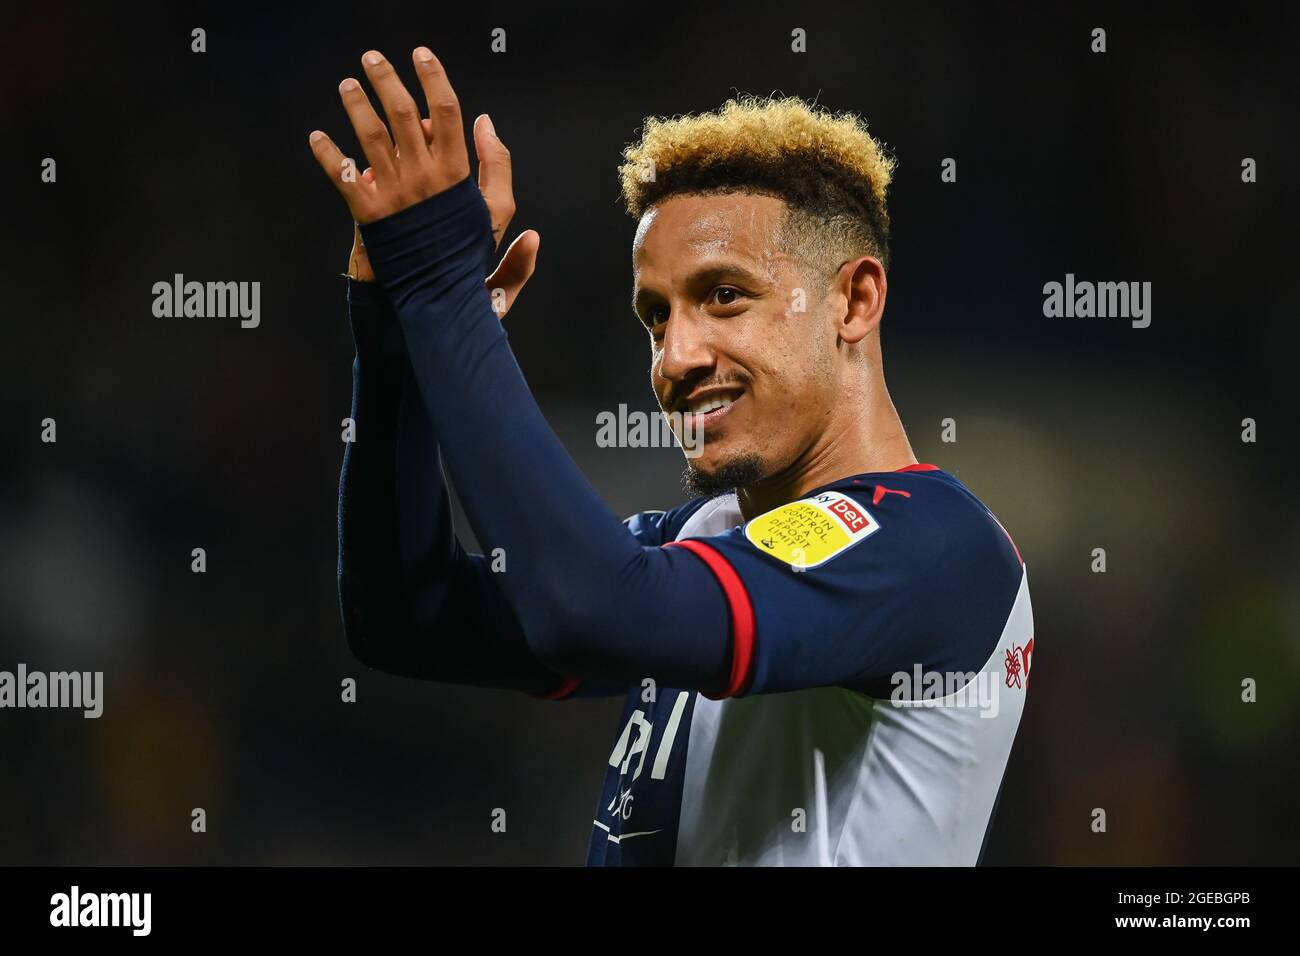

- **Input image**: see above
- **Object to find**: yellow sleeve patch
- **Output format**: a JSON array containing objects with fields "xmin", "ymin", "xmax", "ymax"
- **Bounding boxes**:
[{"xmin": 744, "ymin": 490, "xmax": 881, "ymax": 570}]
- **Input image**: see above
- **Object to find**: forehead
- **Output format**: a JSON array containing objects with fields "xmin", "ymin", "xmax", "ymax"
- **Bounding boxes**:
[{"xmin": 632, "ymin": 192, "xmax": 788, "ymax": 273}]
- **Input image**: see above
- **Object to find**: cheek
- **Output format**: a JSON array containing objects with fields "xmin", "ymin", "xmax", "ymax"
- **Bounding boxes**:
[{"xmin": 745, "ymin": 317, "xmax": 813, "ymax": 395}]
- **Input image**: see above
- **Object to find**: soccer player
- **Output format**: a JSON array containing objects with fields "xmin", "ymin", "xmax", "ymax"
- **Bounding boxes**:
[{"xmin": 311, "ymin": 46, "xmax": 1034, "ymax": 866}]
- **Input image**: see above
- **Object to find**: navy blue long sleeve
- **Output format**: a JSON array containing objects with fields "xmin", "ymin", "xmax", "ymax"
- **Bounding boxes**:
[
  {"xmin": 337, "ymin": 276, "xmax": 576, "ymax": 694},
  {"xmin": 358, "ymin": 178, "xmax": 734, "ymax": 694}
]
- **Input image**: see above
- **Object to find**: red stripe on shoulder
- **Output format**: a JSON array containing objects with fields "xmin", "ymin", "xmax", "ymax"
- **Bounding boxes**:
[
  {"xmin": 532, "ymin": 676, "xmax": 582, "ymax": 701},
  {"xmin": 665, "ymin": 539, "xmax": 756, "ymax": 699}
]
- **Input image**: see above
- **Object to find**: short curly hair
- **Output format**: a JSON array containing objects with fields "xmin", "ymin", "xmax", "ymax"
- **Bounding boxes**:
[{"xmin": 618, "ymin": 94, "xmax": 897, "ymax": 283}]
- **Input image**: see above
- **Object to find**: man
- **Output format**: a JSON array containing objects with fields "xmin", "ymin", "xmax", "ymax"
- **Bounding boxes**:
[{"xmin": 310, "ymin": 46, "xmax": 1034, "ymax": 866}]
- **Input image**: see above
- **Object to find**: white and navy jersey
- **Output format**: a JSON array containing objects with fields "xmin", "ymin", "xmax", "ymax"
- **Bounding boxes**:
[
  {"xmin": 581, "ymin": 465, "xmax": 1033, "ymax": 866},
  {"xmin": 343, "ymin": 188, "xmax": 1033, "ymax": 865}
]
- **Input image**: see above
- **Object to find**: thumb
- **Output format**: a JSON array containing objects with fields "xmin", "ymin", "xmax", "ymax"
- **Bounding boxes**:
[{"xmin": 484, "ymin": 230, "xmax": 539, "ymax": 319}]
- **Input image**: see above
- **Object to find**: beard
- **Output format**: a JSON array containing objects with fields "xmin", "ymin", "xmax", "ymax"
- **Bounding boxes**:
[{"xmin": 681, "ymin": 452, "xmax": 767, "ymax": 499}]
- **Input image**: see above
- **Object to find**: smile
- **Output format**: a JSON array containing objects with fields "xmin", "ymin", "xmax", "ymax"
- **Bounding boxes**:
[{"xmin": 678, "ymin": 389, "xmax": 744, "ymax": 429}]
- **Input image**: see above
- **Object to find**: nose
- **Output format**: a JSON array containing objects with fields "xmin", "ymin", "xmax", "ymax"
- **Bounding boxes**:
[{"xmin": 657, "ymin": 309, "xmax": 715, "ymax": 393}]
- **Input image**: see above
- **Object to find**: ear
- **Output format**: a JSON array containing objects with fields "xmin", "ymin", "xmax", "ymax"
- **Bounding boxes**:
[{"xmin": 835, "ymin": 256, "xmax": 887, "ymax": 345}]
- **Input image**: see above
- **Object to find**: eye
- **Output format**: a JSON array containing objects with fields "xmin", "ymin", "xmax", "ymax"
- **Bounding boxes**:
[
  {"xmin": 710, "ymin": 286, "xmax": 745, "ymax": 308},
  {"xmin": 642, "ymin": 304, "xmax": 668, "ymax": 339}
]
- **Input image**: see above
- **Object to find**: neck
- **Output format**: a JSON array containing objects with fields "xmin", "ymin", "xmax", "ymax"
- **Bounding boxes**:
[{"xmin": 735, "ymin": 370, "xmax": 915, "ymax": 521}]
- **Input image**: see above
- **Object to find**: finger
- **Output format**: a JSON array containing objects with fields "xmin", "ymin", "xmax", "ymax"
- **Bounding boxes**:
[
  {"xmin": 485, "ymin": 230, "xmax": 539, "ymax": 318},
  {"xmin": 362, "ymin": 166, "xmax": 375, "ymax": 184},
  {"xmin": 338, "ymin": 77, "xmax": 397, "ymax": 178},
  {"xmin": 474, "ymin": 114, "xmax": 515, "ymax": 249},
  {"xmin": 360, "ymin": 50, "xmax": 426, "ymax": 162},
  {"xmin": 421, "ymin": 118, "xmax": 435, "ymax": 145},
  {"xmin": 308, "ymin": 129, "xmax": 373, "ymax": 219},
  {"xmin": 413, "ymin": 47, "xmax": 468, "ymax": 168}
]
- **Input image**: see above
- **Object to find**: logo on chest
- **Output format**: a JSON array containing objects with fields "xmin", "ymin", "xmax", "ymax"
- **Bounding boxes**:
[{"xmin": 605, "ymin": 691, "xmax": 691, "ymax": 821}]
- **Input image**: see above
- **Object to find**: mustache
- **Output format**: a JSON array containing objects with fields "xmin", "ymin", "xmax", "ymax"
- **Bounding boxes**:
[{"xmin": 661, "ymin": 372, "xmax": 751, "ymax": 411}]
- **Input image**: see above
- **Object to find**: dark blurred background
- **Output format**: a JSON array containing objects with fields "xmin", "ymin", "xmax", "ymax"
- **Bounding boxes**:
[{"xmin": 2, "ymin": 0, "xmax": 1296, "ymax": 865}]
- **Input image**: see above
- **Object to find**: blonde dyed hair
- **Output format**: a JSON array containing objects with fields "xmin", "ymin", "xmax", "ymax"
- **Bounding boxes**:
[{"xmin": 619, "ymin": 94, "xmax": 897, "ymax": 278}]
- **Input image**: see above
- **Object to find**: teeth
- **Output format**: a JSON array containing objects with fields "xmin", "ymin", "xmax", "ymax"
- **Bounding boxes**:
[{"xmin": 687, "ymin": 395, "xmax": 736, "ymax": 415}]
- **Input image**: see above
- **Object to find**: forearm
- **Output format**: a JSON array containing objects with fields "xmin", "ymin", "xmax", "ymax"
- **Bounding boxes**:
[
  {"xmin": 337, "ymin": 277, "xmax": 439, "ymax": 672},
  {"xmin": 337, "ymin": 279, "xmax": 564, "ymax": 693},
  {"xmin": 360, "ymin": 178, "xmax": 732, "ymax": 692}
]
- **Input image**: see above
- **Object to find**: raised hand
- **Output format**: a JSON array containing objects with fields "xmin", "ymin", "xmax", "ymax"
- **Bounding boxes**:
[{"xmin": 316, "ymin": 48, "xmax": 538, "ymax": 317}]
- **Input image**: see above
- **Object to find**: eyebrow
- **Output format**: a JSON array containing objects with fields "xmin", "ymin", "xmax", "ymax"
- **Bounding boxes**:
[{"xmin": 631, "ymin": 262, "xmax": 766, "ymax": 322}]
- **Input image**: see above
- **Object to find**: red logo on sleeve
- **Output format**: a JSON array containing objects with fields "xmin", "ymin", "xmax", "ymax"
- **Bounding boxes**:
[{"xmin": 871, "ymin": 484, "xmax": 912, "ymax": 506}]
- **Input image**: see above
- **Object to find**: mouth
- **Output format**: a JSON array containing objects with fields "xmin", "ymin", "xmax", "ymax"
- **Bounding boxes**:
[{"xmin": 674, "ymin": 387, "xmax": 745, "ymax": 431}]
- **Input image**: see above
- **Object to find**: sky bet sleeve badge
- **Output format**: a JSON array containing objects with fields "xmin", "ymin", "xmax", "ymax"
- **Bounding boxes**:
[{"xmin": 744, "ymin": 490, "xmax": 881, "ymax": 571}]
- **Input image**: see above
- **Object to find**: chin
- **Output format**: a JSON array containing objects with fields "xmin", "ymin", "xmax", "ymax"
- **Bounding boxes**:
[{"xmin": 681, "ymin": 449, "xmax": 767, "ymax": 498}]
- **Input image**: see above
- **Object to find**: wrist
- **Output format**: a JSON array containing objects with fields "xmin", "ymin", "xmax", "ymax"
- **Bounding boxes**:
[
  {"xmin": 358, "ymin": 176, "xmax": 495, "ymax": 298},
  {"xmin": 348, "ymin": 222, "xmax": 375, "ymax": 282}
]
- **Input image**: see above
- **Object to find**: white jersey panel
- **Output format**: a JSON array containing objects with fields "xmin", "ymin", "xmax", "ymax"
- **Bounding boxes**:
[{"xmin": 670, "ymin": 496, "xmax": 1033, "ymax": 866}]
